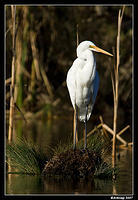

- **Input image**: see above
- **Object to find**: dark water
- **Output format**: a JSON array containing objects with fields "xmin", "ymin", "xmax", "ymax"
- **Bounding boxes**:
[{"xmin": 6, "ymin": 118, "xmax": 133, "ymax": 195}]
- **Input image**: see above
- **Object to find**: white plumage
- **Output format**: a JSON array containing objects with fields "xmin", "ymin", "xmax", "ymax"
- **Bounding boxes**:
[
  {"xmin": 66, "ymin": 40, "xmax": 113, "ymax": 149},
  {"xmin": 66, "ymin": 41, "xmax": 99, "ymax": 122}
]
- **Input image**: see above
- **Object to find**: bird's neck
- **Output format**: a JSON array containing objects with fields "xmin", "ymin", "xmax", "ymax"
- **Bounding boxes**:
[
  {"xmin": 78, "ymin": 49, "xmax": 94, "ymax": 62},
  {"xmin": 78, "ymin": 50, "xmax": 95, "ymax": 70},
  {"xmin": 77, "ymin": 50, "xmax": 96, "ymax": 85}
]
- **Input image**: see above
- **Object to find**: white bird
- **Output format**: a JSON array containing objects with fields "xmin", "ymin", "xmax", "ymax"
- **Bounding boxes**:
[{"xmin": 66, "ymin": 40, "xmax": 113, "ymax": 150}]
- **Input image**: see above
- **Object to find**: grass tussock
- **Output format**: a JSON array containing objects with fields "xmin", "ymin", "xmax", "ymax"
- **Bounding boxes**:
[
  {"xmin": 44, "ymin": 130, "xmax": 116, "ymax": 179},
  {"xmin": 94, "ymin": 162, "xmax": 115, "ymax": 179},
  {"xmin": 6, "ymin": 138, "xmax": 47, "ymax": 175},
  {"xmin": 43, "ymin": 149, "xmax": 98, "ymax": 178},
  {"xmin": 50, "ymin": 136, "xmax": 73, "ymax": 156}
]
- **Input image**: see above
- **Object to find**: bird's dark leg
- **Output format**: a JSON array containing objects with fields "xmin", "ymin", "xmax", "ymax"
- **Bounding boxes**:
[
  {"xmin": 73, "ymin": 106, "xmax": 78, "ymax": 150},
  {"xmin": 84, "ymin": 105, "xmax": 88, "ymax": 149}
]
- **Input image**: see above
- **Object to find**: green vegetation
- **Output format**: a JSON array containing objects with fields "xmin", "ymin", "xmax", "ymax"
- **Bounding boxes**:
[
  {"xmin": 94, "ymin": 162, "xmax": 115, "ymax": 179},
  {"xmin": 6, "ymin": 138, "xmax": 47, "ymax": 175}
]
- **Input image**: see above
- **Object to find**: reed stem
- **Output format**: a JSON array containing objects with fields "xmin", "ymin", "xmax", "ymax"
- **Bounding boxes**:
[
  {"xmin": 112, "ymin": 6, "xmax": 125, "ymax": 169},
  {"xmin": 8, "ymin": 6, "xmax": 16, "ymax": 142}
]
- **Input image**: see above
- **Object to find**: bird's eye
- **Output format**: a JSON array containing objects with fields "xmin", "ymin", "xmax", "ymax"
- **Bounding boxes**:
[{"xmin": 84, "ymin": 58, "xmax": 87, "ymax": 61}]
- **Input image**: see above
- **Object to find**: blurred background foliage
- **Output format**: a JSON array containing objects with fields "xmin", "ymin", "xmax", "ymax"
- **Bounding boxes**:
[{"xmin": 6, "ymin": 5, "xmax": 132, "ymax": 133}]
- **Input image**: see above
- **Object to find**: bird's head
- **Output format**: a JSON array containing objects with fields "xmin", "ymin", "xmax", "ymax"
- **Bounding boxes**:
[{"xmin": 77, "ymin": 41, "xmax": 113, "ymax": 58}]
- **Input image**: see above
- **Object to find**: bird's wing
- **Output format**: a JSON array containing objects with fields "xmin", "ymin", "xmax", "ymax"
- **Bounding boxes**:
[
  {"xmin": 78, "ymin": 70, "xmax": 99, "ymax": 122},
  {"xmin": 66, "ymin": 58, "xmax": 84, "ymax": 109},
  {"xmin": 66, "ymin": 73, "xmax": 76, "ymax": 108},
  {"xmin": 92, "ymin": 70, "xmax": 99, "ymax": 104},
  {"xmin": 66, "ymin": 60, "xmax": 78, "ymax": 108}
]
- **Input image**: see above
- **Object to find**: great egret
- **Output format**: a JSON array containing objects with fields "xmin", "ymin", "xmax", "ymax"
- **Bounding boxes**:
[{"xmin": 66, "ymin": 40, "xmax": 113, "ymax": 150}]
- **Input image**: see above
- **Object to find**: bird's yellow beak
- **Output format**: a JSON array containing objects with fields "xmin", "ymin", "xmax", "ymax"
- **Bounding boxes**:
[{"xmin": 89, "ymin": 45, "xmax": 113, "ymax": 57}]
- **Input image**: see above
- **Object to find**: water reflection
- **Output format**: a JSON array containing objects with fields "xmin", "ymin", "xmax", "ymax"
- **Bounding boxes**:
[
  {"xmin": 115, "ymin": 148, "xmax": 132, "ymax": 194},
  {"xmin": 42, "ymin": 177, "xmax": 95, "ymax": 194},
  {"xmin": 21, "ymin": 118, "xmax": 73, "ymax": 151},
  {"xmin": 7, "ymin": 174, "xmax": 112, "ymax": 194},
  {"xmin": 112, "ymin": 183, "xmax": 117, "ymax": 195},
  {"xmin": 6, "ymin": 174, "xmax": 43, "ymax": 194},
  {"xmin": 12, "ymin": 117, "xmax": 97, "ymax": 150}
]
